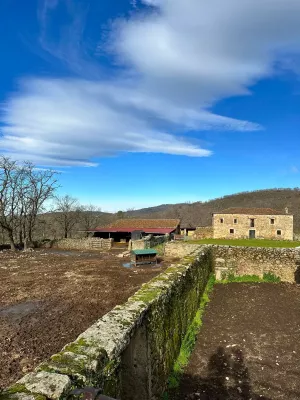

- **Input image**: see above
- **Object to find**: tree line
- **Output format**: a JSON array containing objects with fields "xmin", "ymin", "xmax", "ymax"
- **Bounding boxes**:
[{"xmin": 0, "ymin": 156, "xmax": 105, "ymax": 250}]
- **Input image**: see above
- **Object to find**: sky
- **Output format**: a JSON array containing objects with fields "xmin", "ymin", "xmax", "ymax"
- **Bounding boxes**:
[{"xmin": 0, "ymin": 0, "xmax": 299, "ymax": 211}]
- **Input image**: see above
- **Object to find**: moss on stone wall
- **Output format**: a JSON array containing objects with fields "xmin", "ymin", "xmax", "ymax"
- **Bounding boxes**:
[{"xmin": 3, "ymin": 247, "xmax": 214, "ymax": 400}]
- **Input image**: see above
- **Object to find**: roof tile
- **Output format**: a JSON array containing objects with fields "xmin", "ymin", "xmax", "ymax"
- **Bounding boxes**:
[
  {"xmin": 97, "ymin": 218, "xmax": 180, "ymax": 230},
  {"xmin": 214, "ymin": 207, "xmax": 290, "ymax": 215}
]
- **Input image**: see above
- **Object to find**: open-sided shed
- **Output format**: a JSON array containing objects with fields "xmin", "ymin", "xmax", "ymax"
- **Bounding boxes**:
[{"xmin": 88, "ymin": 219, "xmax": 180, "ymax": 242}]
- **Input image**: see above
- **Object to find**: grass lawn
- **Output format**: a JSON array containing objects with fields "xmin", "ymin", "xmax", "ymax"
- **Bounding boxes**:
[{"xmin": 187, "ymin": 238, "xmax": 300, "ymax": 248}]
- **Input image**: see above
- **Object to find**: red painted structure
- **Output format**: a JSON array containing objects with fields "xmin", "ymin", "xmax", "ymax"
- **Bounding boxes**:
[
  {"xmin": 88, "ymin": 219, "xmax": 180, "ymax": 242},
  {"xmin": 89, "ymin": 227, "xmax": 175, "ymax": 234}
]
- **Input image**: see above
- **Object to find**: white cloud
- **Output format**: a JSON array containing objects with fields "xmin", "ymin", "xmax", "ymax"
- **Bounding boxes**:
[
  {"xmin": 1, "ymin": 79, "xmax": 212, "ymax": 166},
  {"xmin": 140, "ymin": 0, "xmax": 162, "ymax": 6},
  {"xmin": 2, "ymin": 0, "xmax": 300, "ymax": 166}
]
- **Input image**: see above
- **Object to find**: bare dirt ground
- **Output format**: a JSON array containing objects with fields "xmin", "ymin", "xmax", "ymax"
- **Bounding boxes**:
[
  {"xmin": 0, "ymin": 248, "xmax": 169, "ymax": 389},
  {"xmin": 172, "ymin": 283, "xmax": 300, "ymax": 400}
]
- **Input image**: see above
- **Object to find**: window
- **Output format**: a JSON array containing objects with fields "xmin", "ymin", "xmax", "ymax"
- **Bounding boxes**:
[
  {"xmin": 230, "ymin": 228, "xmax": 234, "ymax": 234},
  {"xmin": 250, "ymin": 218, "xmax": 255, "ymax": 228},
  {"xmin": 220, "ymin": 218, "xmax": 224, "ymax": 223},
  {"xmin": 234, "ymin": 218, "xmax": 238, "ymax": 224},
  {"xmin": 270, "ymin": 218, "xmax": 275, "ymax": 225},
  {"xmin": 277, "ymin": 230, "xmax": 282, "ymax": 236}
]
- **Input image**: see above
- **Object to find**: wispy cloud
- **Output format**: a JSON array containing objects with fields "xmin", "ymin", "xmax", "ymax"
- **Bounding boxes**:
[
  {"xmin": 291, "ymin": 166, "xmax": 299, "ymax": 174},
  {"xmin": 2, "ymin": 0, "xmax": 300, "ymax": 166}
]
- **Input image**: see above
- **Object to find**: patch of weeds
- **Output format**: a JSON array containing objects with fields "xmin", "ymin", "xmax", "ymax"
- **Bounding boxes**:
[
  {"xmin": 165, "ymin": 274, "xmax": 215, "ymax": 394},
  {"xmin": 218, "ymin": 272, "xmax": 280, "ymax": 283},
  {"xmin": 262, "ymin": 272, "xmax": 281, "ymax": 282},
  {"xmin": 153, "ymin": 243, "xmax": 165, "ymax": 256},
  {"xmin": 221, "ymin": 273, "xmax": 262, "ymax": 283}
]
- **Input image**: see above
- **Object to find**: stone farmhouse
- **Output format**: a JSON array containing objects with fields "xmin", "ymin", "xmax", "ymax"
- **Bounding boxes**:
[
  {"xmin": 88, "ymin": 218, "xmax": 181, "ymax": 243},
  {"xmin": 213, "ymin": 207, "xmax": 293, "ymax": 240}
]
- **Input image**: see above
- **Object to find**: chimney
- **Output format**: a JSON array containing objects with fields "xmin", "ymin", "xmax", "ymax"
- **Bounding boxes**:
[{"xmin": 285, "ymin": 207, "xmax": 289, "ymax": 214}]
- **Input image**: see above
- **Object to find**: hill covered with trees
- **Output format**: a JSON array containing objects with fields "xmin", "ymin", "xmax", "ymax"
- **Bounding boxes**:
[{"xmin": 129, "ymin": 188, "xmax": 300, "ymax": 232}]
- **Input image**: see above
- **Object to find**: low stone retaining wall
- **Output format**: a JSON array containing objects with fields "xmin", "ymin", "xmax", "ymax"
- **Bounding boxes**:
[
  {"xmin": 50, "ymin": 238, "xmax": 114, "ymax": 251},
  {"xmin": 129, "ymin": 234, "xmax": 169, "ymax": 251},
  {"xmin": 3, "ymin": 250, "xmax": 213, "ymax": 400},
  {"xmin": 214, "ymin": 245, "xmax": 300, "ymax": 282},
  {"xmin": 164, "ymin": 242, "xmax": 300, "ymax": 282},
  {"xmin": 164, "ymin": 242, "xmax": 202, "ymax": 258}
]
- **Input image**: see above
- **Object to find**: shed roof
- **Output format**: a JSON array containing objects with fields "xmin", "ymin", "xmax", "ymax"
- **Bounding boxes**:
[
  {"xmin": 214, "ymin": 207, "xmax": 290, "ymax": 215},
  {"xmin": 90, "ymin": 218, "xmax": 180, "ymax": 233},
  {"xmin": 131, "ymin": 249, "xmax": 158, "ymax": 255}
]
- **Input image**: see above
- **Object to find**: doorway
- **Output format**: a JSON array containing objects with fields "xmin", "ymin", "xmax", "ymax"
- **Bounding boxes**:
[{"xmin": 249, "ymin": 230, "xmax": 255, "ymax": 239}]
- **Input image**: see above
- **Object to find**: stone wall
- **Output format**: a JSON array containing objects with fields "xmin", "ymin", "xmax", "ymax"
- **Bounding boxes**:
[
  {"xmin": 213, "ymin": 245, "xmax": 300, "ymax": 282},
  {"xmin": 294, "ymin": 233, "xmax": 300, "ymax": 241},
  {"xmin": 164, "ymin": 242, "xmax": 202, "ymax": 258},
  {"xmin": 164, "ymin": 242, "xmax": 300, "ymax": 283},
  {"xmin": 129, "ymin": 234, "xmax": 169, "ymax": 251},
  {"xmin": 193, "ymin": 226, "xmax": 213, "ymax": 239},
  {"xmin": 3, "ymin": 250, "xmax": 213, "ymax": 400},
  {"xmin": 213, "ymin": 213, "xmax": 294, "ymax": 241},
  {"xmin": 51, "ymin": 238, "xmax": 114, "ymax": 251}
]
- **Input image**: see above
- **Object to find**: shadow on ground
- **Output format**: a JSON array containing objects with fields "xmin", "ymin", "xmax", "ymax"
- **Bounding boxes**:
[{"xmin": 171, "ymin": 346, "xmax": 272, "ymax": 400}]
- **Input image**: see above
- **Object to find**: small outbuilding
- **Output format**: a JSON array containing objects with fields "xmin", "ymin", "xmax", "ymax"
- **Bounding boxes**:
[
  {"xmin": 180, "ymin": 223, "xmax": 197, "ymax": 237},
  {"xmin": 131, "ymin": 249, "xmax": 158, "ymax": 266}
]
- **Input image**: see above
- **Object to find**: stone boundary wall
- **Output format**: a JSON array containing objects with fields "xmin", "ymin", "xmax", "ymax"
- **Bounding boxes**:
[
  {"xmin": 129, "ymin": 234, "xmax": 170, "ymax": 251},
  {"xmin": 164, "ymin": 242, "xmax": 300, "ymax": 283},
  {"xmin": 193, "ymin": 226, "xmax": 213, "ymax": 240},
  {"xmin": 294, "ymin": 233, "xmax": 300, "ymax": 241},
  {"xmin": 164, "ymin": 242, "xmax": 202, "ymax": 258},
  {"xmin": 49, "ymin": 238, "xmax": 114, "ymax": 251},
  {"xmin": 3, "ymin": 250, "xmax": 213, "ymax": 400},
  {"xmin": 213, "ymin": 245, "xmax": 300, "ymax": 282}
]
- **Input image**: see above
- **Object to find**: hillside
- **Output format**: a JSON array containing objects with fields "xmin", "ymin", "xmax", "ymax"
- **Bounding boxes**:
[
  {"xmin": 28, "ymin": 188, "xmax": 300, "ymax": 241},
  {"xmin": 128, "ymin": 188, "xmax": 300, "ymax": 231}
]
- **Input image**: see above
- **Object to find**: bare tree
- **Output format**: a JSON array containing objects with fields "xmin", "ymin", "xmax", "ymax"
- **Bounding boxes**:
[
  {"xmin": 80, "ymin": 204, "xmax": 102, "ymax": 236},
  {"xmin": 0, "ymin": 157, "xmax": 22, "ymax": 249},
  {"xmin": 0, "ymin": 157, "xmax": 59, "ymax": 250},
  {"xmin": 19, "ymin": 163, "xmax": 59, "ymax": 249},
  {"xmin": 53, "ymin": 195, "xmax": 81, "ymax": 238}
]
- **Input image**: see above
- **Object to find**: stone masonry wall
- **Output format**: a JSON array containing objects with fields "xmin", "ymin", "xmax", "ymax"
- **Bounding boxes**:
[
  {"xmin": 213, "ymin": 213, "xmax": 293, "ymax": 240},
  {"xmin": 164, "ymin": 242, "xmax": 300, "ymax": 283},
  {"xmin": 213, "ymin": 245, "xmax": 300, "ymax": 282},
  {"xmin": 3, "ymin": 249, "xmax": 213, "ymax": 400},
  {"xmin": 129, "ymin": 234, "xmax": 169, "ymax": 251},
  {"xmin": 51, "ymin": 238, "xmax": 114, "ymax": 251},
  {"xmin": 193, "ymin": 226, "xmax": 213, "ymax": 239},
  {"xmin": 164, "ymin": 242, "xmax": 202, "ymax": 258},
  {"xmin": 294, "ymin": 233, "xmax": 300, "ymax": 241}
]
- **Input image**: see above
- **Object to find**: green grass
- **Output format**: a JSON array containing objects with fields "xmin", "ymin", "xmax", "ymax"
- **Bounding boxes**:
[
  {"xmin": 218, "ymin": 272, "xmax": 281, "ymax": 283},
  {"xmin": 187, "ymin": 238, "xmax": 300, "ymax": 248},
  {"xmin": 166, "ymin": 274, "xmax": 215, "ymax": 395}
]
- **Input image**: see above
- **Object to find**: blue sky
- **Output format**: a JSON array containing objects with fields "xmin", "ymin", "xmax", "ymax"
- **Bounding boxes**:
[{"xmin": 0, "ymin": 0, "xmax": 299, "ymax": 211}]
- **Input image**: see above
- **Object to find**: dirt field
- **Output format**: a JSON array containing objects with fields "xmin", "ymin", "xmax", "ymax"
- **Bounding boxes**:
[
  {"xmin": 172, "ymin": 283, "xmax": 300, "ymax": 400},
  {"xmin": 0, "ymin": 248, "xmax": 168, "ymax": 389}
]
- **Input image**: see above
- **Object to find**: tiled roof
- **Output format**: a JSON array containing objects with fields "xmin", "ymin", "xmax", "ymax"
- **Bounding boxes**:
[
  {"xmin": 214, "ymin": 207, "xmax": 289, "ymax": 215},
  {"xmin": 99, "ymin": 218, "xmax": 180, "ymax": 230}
]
